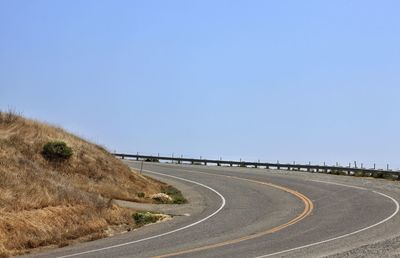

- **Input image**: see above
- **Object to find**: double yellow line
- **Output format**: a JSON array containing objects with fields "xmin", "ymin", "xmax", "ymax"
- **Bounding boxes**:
[{"xmin": 153, "ymin": 172, "xmax": 314, "ymax": 258}]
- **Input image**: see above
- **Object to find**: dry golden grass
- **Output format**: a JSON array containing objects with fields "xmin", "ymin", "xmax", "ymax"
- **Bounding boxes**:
[{"xmin": 0, "ymin": 111, "xmax": 164, "ymax": 256}]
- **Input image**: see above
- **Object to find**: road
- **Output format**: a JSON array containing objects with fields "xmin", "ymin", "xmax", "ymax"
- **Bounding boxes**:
[{"xmin": 24, "ymin": 161, "xmax": 400, "ymax": 258}]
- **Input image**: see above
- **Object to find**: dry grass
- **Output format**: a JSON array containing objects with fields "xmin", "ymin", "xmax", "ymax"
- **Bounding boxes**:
[{"xmin": 0, "ymin": 111, "xmax": 164, "ymax": 256}]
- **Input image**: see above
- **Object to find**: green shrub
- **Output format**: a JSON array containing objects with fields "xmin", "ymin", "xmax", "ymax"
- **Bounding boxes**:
[
  {"xmin": 145, "ymin": 158, "xmax": 159, "ymax": 162},
  {"xmin": 372, "ymin": 172, "xmax": 384, "ymax": 178},
  {"xmin": 161, "ymin": 185, "xmax": 179, "ymax": 196},
  {"xmin": 42, "ymin": 141, "xmax": 73, "ymax": 161},
  {"xmin": 371, "ymin": 172, "xmax": 393, "ymax": 179},
  {"xmin": 137, "ymin": 192, "xmax": 145, "ymax": 198},
  {"xmin": 354, "ymin": 171, "xmax": 366, "ymax": 177},
  {"xmin": 172, "ymin": 196, "xmax": 187, "ymax": 204},
  {"xmin": 161, "ymin": 185, "xmax": 187, "ymax": 204},
  {"xmin": 133, "ymin": 212, "xmax": 160, "ymax": 225},
  {"xmin": 331, "ymin": 169, "xmax": 347, "ymax": 176}
]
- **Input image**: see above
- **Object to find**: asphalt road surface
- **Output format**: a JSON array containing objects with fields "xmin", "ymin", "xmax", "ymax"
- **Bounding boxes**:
[{"xmin": 23, "ymin": 161, "xmax": 400, "ymax": 258}]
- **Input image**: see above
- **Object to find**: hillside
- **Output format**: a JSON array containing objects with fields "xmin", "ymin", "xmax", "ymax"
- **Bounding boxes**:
[{"xmin": 0, "ymin": 111, "xmax": 164, "ymax": 257}]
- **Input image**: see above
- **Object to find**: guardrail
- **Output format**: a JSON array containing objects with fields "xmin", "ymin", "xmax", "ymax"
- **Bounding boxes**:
[{"xmin": 114, "ymin": 153, "xmax": 400, "ymax": 180}]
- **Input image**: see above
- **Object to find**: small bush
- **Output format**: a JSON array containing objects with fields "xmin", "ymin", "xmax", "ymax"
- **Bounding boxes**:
[
  {"xmin": 145, "ymin": 158, "xmax": 159, "ymax": 162},
  {"xmin": 137, "ymin": 192, "xmax": 145, "ymax": 198},
  {"xmin": 172, "ymin": 196, "xmax": 187, "ymax": 204},
  {"xmin": 133, "ymin": 212, "xmax": 160, "ymax": 225},
  {"xmin": 42, "ymin": 141, "xmax": 73, "ymax": 161},
  {"xmin": 239, "ymin": 163, "xmax": 246, "ymax": 168},
  {"xmin": 161, "ymin": 185, "xmax": 187, "ymax": 204},
  {"xmin": 161, "ymin": 185, "xmax": 179, "ymax": 196},
  {"xmin": 331, "ymin": 170, "xmax": 347, "ymax": 176},
  {"xmin": 354, "ymin": 171, "xmax": 366, "ymax": 177},
  {"xmin": 372, "ymin": 172, "xmax": 384, "ymax": 178}
]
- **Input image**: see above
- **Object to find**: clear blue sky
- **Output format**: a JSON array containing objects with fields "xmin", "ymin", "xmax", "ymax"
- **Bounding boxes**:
[{"xmin": 1, "ymin": 1, "xmax": 399, "ymax": 169}]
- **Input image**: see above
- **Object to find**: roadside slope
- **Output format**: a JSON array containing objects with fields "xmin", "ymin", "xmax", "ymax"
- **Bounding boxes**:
[{"xmin": 0, "ymin": 111, "xmax": 163, "ymax": 257}]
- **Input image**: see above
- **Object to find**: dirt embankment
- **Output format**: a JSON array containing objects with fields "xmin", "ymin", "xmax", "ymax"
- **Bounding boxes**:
[{"xmin": 0, "ymin": 111, "xmax": 164, "ymax": 257}]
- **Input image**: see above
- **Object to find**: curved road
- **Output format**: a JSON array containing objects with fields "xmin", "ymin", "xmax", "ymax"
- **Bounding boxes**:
[{"xmin": 24, "ymin": 162, "xmax": 400, "ymax": 258}]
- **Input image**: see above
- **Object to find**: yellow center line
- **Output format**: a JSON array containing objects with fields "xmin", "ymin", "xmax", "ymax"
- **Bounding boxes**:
[{"xmin": 151, "ymin": 171, "xmax": 314, "ymax": 258}]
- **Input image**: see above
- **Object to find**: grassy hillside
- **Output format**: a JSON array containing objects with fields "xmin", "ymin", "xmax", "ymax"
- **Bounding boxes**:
[{"xmin": 0, "ymin": 111, "xmax": 164, "ymax": 257}]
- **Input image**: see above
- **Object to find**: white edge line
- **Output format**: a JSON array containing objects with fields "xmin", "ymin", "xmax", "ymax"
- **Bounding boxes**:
[
  {"xmin": 309, "ymin": 179, "xmax": 368, "ymax": 190},
  {"xmin": 57, "ymin": 169, "xmax": 226, "ymax": 258},
  {"xmin": 255, "ymin": 182, "xmax": 400, "ymax": 258}
]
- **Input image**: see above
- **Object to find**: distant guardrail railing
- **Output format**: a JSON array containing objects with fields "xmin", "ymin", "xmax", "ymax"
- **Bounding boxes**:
[{"xmin": 114, "ymin": 153, "xmax": 400, "ymax": 180}]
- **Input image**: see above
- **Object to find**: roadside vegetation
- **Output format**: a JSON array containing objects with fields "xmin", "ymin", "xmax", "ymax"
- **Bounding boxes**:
[
  {"xmin": 41, "ymin": 141, "xmax": 73, "ymax": 161},
  {"xmin": 330, "ymin": 169, "xmax": 348, "ymax": 176},
  {"xmin": 145, "ymin": 157, "xmax": 159, "ymax": 162},
  {"xmin": 132, "ymin": 211, "xmax": 167, "ymax": 225},
  {"xmin": 330, "ymin": 169, "xmax": 398, "ymax": 180},
  {"xmin": 160, "ymin": 185, "xmax": 187, "ymax": 204},
  {"xmin": 0, "ymin": 110, "xmax": 184, "ymax": 257}
]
